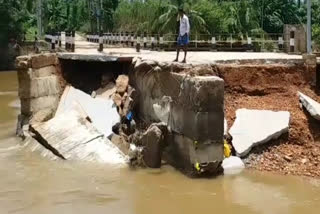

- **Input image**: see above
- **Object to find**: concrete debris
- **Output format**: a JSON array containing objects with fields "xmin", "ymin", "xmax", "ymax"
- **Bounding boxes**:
[
  {"xmin": 56, "ymin": 86, "xmax": 120, "ymax": 138},
  {"xmin": 153, "ymin": 96, "xmax": 172, "ymax": 125},
  {"xmin": 30, "ymin": 108, "xmax": 127, "ymax": 163},
  {"xmin": 141, "ymin": 123, "xmax": 167, "ymax": 168},
  {"xmin": 116, "ymin": 75, "xmax": 129, "ymax": 94},
  {"xmin": 123, "ymin": 96, "xmax": 133, "ymax": 117},
  {"xmin": 298, "ymin": 91, "xmax": 320, "ymax": 120},
  {"xmin": 112, "ymin": 79, "xmax": 137, "ymax": 118},
  {"xmin": 112, "ymin": 93, "xmax": 122, "ymax": 107},
  {"xmin": 128, "ymin": 143, "xmax": 144, "ymax": 166},
  {"xmin": 229, "ymin": 109, "xmax": 290, "ymax": 157},
  {"xmin": 96, "ymin": 82, "xmax": 116, "ymax": 99},
  {"xmin": 222, "ymin": 156, "xmax": 245, "ymax": 174}
]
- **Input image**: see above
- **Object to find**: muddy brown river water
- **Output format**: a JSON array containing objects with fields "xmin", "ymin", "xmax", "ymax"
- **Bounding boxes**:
[{"xmin": 1, "ymin": 71, "xmax": 320, "ymax": 214}]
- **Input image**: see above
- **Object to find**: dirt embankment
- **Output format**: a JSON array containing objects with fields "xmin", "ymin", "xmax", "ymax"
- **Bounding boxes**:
[
  {"xmin": 176, "ymin": 62, "xmax": 320, "ymax": 177},
  {"xmin": 219, "ymin": 63, "xmax": 320, "ymax": 178}
]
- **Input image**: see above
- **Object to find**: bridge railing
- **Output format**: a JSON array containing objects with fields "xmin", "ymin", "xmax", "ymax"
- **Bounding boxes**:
[
  {"xmin": 86, "ymin": 32, "xmax": 289, "ymax": 52},
  {"xmin": 44, "ymin": 31, "xmax": 75, "ymax": 52}
]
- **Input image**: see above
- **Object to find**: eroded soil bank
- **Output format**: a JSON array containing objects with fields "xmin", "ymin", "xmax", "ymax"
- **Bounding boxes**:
[
  {"xmin": 220, "ymin": 61, "xmax": 320, "ymax": 177},
  {"xmin": 173, "ymin": 59, "xmax": 320, "ymax": 177}
]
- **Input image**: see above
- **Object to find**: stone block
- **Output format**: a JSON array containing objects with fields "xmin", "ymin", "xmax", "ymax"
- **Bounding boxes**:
[
  {"xmin": 174, "ymin": 74, "xmax": 225, "ymax": 112},
  {"xmin": 33, "ymin": 66, "xmax": 56, "ymax": 78},
  {"xmin": 20, "ymin": 95, "xmax": 60, "ymax": 116},
  {"xmin": 19, "ymin": 76, "xmax": 61, "ymax": 99},
  {"xmin": 31, "ymin": 53, "xmax": 57, "ymax": 69},
  {"xmin": 169, "ymin": 106, "xmax": 224, "ymax": 142},
  {"xmin": 141, "ymin": 125, "xmax": 164, "ymax": 168},
  {"xmin": 165, "ymin": 133, "xmax": 223, "ymax": 175}
]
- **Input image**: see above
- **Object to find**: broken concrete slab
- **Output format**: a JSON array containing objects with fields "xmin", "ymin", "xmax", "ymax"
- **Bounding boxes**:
[
  {"xmin": 229, "ymin": 109, "xmax": 290, "ymax": 157},
  {"xmin": 30, "ymin": 108, "xmax": 127, "ymax": 163},
  {"xmin": 222, "ymin": 156, "xmax": 245, "ymax": 174},
  {"xmin": 56, "ymin": 86, "xmax": 120, "ymax": 138},
  {"xmin": 298, "ymin": 92, "xmax": 320, "ymax": 120}
]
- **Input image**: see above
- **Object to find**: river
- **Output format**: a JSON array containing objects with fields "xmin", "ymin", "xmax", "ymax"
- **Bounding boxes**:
[{"xmin": 0, "ymin": 71, "xmax": 320, "ymax": 214}]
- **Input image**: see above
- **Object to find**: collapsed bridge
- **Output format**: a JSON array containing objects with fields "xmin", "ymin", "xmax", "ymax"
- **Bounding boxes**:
[{"xmin": 15, "ymin": 51, "xmax": 320, "ymax": 177}]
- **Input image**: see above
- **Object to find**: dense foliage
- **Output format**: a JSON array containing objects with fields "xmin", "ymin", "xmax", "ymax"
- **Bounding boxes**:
[{"xmin": 1, "ymin": 0, "xmax": 320, "ymax": 46}]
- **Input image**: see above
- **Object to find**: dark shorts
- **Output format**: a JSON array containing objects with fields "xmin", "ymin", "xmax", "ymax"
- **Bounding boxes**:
[{"xmin": 177, "ymin": 34, "xmax": 189, "ymax": 46}]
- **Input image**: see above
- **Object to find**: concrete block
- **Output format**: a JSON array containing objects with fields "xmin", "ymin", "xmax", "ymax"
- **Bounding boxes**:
[
  {"xmin": 20, "ymin": 95, "xmax": 60, "ymax": 116},
  {"xmin": 141, "ymin": 125, "xmax": 164, "ymax": 168},
  {"xmin": 31, "ymin": 53, "xmax": 57, "ymax": 69},
  {"xmin": 33, "ymin": 66, "xmax": 56, "ymax": 78},
  {"xmin": 229, "ymin": 109, "xmax": 290, "ymax": 157},
  {"xmin": 19, "ymin": 76, "xmax": 61, "ymax": 99},
  {"xmin": 169, "ymin": 106, "xmax": 224, "ymax": 142},
  {"xmin": 298, "ymin": 91, "xmax": 320, "ymax": 120},
  {"xmin": 175, "ymin": 75, "xmax": 225, "ymax": 112},
  {"xmin": 165, "ymin": 133, "xmax": 223, "ymax": 175}
]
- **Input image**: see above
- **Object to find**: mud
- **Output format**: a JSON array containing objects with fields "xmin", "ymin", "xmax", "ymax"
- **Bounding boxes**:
[{"xmin": 219, "ymin": 62, "xmax": 320, "ymax": 178}]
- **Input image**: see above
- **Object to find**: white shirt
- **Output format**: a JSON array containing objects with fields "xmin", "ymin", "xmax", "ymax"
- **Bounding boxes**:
[{"xmin": 179, "ymin": 14, "xmax": 190, "ymax": 36}]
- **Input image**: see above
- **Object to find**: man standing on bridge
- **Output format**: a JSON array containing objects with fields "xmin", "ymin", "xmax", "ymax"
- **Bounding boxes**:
[{"xmin": 174, "ymin": 8, "xmax": 190, "ymax": 63}]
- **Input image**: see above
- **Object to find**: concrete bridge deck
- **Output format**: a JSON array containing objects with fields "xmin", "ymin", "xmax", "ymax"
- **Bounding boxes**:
[{"xmin": 59, "ymin": 38, "xmax": 303, "ymax": 65}]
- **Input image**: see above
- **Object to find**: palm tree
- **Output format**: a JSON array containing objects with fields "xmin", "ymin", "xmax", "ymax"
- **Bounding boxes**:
[{"xmin": 156, "ymin": 0, "xmax": 207, "ymax": 34}]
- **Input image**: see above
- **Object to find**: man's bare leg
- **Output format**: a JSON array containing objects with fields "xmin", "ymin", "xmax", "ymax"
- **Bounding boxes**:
[
  {"xmin": 174, "ymin": 47, "xmax": 180, "ymax": 62},
  {"xmin": 181, "ymin": 45, "xmax": 187, "ymax": 63}
]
